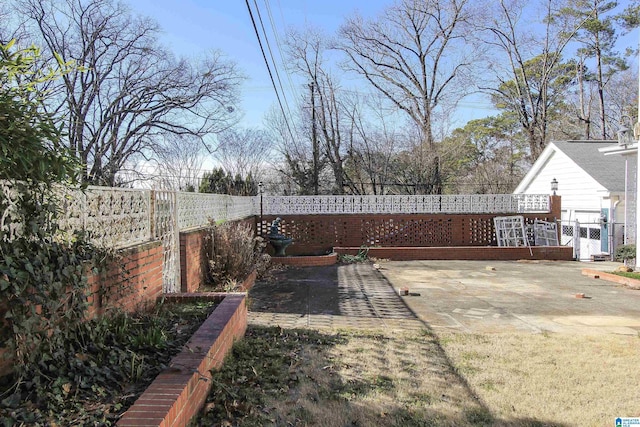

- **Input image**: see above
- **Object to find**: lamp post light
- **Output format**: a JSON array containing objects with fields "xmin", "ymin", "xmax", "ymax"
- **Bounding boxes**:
[
  {"xmin": 550, "ymin": 178, "xmax": 558, "ymax": 196},
  {"xmin": 258, "ymin": 181, "xmax": 264, "ymax": 235}
]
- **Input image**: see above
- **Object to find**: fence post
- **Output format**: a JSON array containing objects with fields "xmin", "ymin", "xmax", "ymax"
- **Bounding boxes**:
[
  {"xmin": 549, "ymin": 195, "xmax": 561, "ymax": 218},
  {"xmin": 573, "ymin": 219, "xmax": 580, "ymax": 260},
  {"xmin": 149, "ymin": 190, "xmax": 155, "ymax": 240},
  {"xmin": 173, "ymin": 190, "xmax": 180, "ymax": 292}
]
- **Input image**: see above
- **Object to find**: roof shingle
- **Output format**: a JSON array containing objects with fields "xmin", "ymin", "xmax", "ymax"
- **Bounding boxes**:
[{"xmin": 553, "ymin": 140, "xmax": 627, "ymax": 192}]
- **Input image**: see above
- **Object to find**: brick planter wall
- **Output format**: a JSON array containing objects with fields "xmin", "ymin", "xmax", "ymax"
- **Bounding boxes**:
[
  {"xmin": 117, "ymin": 293, "xmax": 247, "ymax": 427},
  {"xmin": 86, "ymin": 241, "xmax": 164, "ymax": 317},
  {"xmin": 180, "ymin": 218, "xmax": 257, "ymax": 293},
  {"xmin": 237, "ymin": 269, "xmax": 258, "ymax": 291},
  {"xmin": 271, "ymin": 252, "xmax": 339, "ymax": 267},
  {"xmin": 180, "ymin": 228, "xmax": 209, "ymax": 293},
  {"xmin": 582, "ymin": 269, "xmax": 640, "ymax": 289},
  {"xmin": 335, "ymin": 246, "xmax": 573, "ymax": 261}
]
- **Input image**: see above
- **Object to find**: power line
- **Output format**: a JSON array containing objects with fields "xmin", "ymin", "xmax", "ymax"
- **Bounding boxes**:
[
  {"xmin": 252, "ymin": 0, "xmax": 295, "ymax": 120},
  {"xmin": 245, "ymin": 0, "xmax": 296, "ymax": 143},
  {"xmin": 264, "ymin": 0, "xmax": 302, "ymax": 105}
]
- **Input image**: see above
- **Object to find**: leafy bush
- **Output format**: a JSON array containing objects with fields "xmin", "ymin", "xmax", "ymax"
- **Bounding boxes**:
[
  {"xmin": 0, "ymin": 301, "xmax": 216, "ymax": 425},
  {"xmin": 0, "ymin": 40, "xmax": 108, "ymax": 387},
  {"xmin": 205, "ymin": 221, "xmax": 268, "ymax": 291},
  {"xmin": 615, "ymin": 244, "xmax": 636, "ymax": 262}
]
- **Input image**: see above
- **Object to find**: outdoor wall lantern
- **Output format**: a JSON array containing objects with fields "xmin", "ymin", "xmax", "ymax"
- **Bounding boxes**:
[
  {"xmin": 618, "ymin": 125, "xmax": 634, "ymax": 146},
  {"xmin": 618, "ymin": 115, "xmax": 636, "ymax": 146},
  {"xmin": 550, "ymin": 178, "xmax": 558, "ymax": 196}
]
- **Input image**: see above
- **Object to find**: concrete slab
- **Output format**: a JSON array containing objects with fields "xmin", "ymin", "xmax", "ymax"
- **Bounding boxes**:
[
  {"xmin": 249, "ymin": 260, "xmax": 640, "ymax": 335},
  {"xmin": 378, "ymin": 260, "xmax": 640, "ymax": 335},
  {"xmin": 248, "ymin": 263, "xmax": 424, "ymax": 330}
]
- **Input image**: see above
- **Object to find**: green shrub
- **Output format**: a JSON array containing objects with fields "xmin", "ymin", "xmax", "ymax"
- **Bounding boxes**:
[{"xmin": 615, "ymin": 244, "xmax": 636, "ymax": 262}]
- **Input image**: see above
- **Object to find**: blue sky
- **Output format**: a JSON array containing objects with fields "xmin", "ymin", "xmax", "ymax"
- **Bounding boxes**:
[
  {"xmin": 128, "ymin": 0, "xmax": 396, "ymax": 129},
  {"xmin": 128, "ymin": 1, "xmax": 638, "ymax": 133}
]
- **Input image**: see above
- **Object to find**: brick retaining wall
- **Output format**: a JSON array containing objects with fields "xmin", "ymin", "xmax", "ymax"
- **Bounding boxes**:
[
  {"xmin": 0, "ymin": 241, "xmax": 165, "ymax": 376},
  {"xmin": 257, "ymin": 196, "xmax": 561, "ymax": 256},
  {"xmin": 86, "ymin": 241, "xmax": 164, "ymax": 317},
  {"xmin": 259, "ymin": 214, "xmax": 561, "ymax": 256},
  {"xmin": 117, "ymin": 293, "xmax": 247, "ymax": 427},
  {"xmin": 180, "ymin": 229, "xmax": 209, "ymax": 293},
  {"xmin": 335, "ymin": 246, "xmax": 573, "ymax": 261}
]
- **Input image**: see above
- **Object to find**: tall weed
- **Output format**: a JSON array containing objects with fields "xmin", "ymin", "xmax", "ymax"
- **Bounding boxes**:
[{"xmin": 205, "ymin": 221, "xmax": 268, "ymax": 291}]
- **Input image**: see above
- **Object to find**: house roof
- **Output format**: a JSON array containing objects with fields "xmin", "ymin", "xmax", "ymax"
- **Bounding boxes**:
[
  {"xmin": 514, "ymin": 140, "xmax": 628, "ymax": 195},
  {"xmin": 552, "ymin": 141, "xmax": 626, "ymax": 192}
]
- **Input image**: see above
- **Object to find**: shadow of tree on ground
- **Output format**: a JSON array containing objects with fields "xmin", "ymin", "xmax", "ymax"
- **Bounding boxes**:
[{"xmin": 195, "ymin": 325, "xmax": 569, "ymax": 426}]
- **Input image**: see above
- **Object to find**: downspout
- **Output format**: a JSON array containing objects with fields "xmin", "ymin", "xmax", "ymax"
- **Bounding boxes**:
[{"xmin": 611, "ymin": 198, "xmax": 621, "ymax": 261}]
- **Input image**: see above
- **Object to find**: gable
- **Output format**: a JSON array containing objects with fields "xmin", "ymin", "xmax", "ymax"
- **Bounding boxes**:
[
  {"xmin": 516, "ymin": 148, "xmax": 603, "ymax": 195},
  {"xmin": 515, "ymin": 141, "xmax": 626, "ymax": 195},
  {"xmin": 552, "ymin": 141, "xmax": 626, "ymax": 191}
]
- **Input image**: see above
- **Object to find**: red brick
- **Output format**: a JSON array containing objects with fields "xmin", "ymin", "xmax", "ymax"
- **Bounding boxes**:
[{"xmin": 117, "ymin": 294, "xmax": 246, "ymax": 427}]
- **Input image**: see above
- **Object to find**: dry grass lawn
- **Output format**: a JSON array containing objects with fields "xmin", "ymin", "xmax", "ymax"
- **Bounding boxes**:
[
  {"xmin": 438, "ymin": 332, "xmax": 640, "ymax": 426},
  {"xmin": 266, "ymin": 329, "xmax": 491, "ymax": 427},
  {"xmin": 197, "ymin": 326, "xmax": 640, "ymax": 426}
]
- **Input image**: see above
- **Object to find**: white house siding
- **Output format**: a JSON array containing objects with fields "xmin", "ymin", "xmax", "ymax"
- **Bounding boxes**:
[
  {"xmin": 518, "ymin": 149, "xmax": 608, "ymax": 214},
  {"xmin": 515, "ymin": 142, "xmax": 625, "ymax": 260}
]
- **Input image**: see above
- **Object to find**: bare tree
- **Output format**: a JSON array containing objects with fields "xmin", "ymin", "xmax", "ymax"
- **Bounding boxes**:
[
  {"xmin": 16, "ymin": 0, "xmax": 242, "ymax": 186},
  {"xmin": 561, "ymin": 0, "xmax": 628, "ymax": 139},
  {"xmin": 149, "ymin": 135, "xmax": 205, "ymax": 191},
  {"xmin": 265, "ymin": 104, "xmax": 330, "ymax": 195},
  {"xmin": 604, "ymin": 68, "xmax": 639, "ymax": 130},
  {"xmin": 214, "ymin": 127, "xmax": 273, "ymax": 182},
  {"xmin": 343, "ymin": 92, "xmax": 404, "ymax": 195},
  {"xmin": 283, "ymin": 27, "xmax": 351, "ymax": 194},
  {"xmin": 337, "ymin": 0, "xmax": 479, "ymax": 194},
  {"xmin": 479, "ymin": 0, "xmax": 584, "ymax": 158}
]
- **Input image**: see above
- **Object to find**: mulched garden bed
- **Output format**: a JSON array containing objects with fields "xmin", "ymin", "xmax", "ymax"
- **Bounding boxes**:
[{"xmin": 0, "ymin": 300, "xmax": 217, "ymax": 426}]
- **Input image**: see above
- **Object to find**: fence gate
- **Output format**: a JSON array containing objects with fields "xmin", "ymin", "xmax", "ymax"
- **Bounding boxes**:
[
  {"xmin": 560, "ymin": 220, "xmax": 619, "ymax": 261},
  {"xmin": 153, "ymin": 190, "xmax": 180, "ymax": 293}
]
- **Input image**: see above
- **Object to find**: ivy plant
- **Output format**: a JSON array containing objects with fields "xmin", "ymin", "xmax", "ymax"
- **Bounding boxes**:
[{"xmin": 0, "ymin": 40, "xmax": 111, "ymax": 407}]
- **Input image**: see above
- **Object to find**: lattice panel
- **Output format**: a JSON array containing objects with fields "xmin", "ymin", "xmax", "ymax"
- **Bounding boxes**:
[
  {"xmin": 494, "ymin": 216, "xmax": 529, "ymax": 247},
  {"xmin": 0, "ymin": 181, "xmax": 22, "ymax": 240},
  {"xmin": 533, "ymin": 219, "xmax": 559, "ymax": 246},
  {"xmin": 154, "ymin": 190, "xmax": 180, "ymax": 293},
  {"xmin": 361, "ymin": 218, "xmax": 453, "ymax": 247},
  {"xmin": 58, "ymin": 187, "xmax": 85, "ymax": 233},
  {"xmin": 262, "ymin": 194, "xmax": 550, "ymax": 215},
  {"xmin": 178, "ymin": 193, "xmax": 257, "ymax": 229},
  {"xmin": 59, "ymin": 186, "xmax": 151, "ymax": 248}
]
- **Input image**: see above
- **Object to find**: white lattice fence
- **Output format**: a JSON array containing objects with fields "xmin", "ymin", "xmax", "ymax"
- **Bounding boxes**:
[
  {"xmin": 55, "ymin": 187, "xmax": 258, "ymax": 293},
  {"xmin": 153, "ymin": 190, "xmax": 180, "ymax": 293},
  {"xmin": 262, "ymin": 194, "xmax": 550, "ymax": 215},
  {"xmin": 0, "ymin": 181, "xmax": 22, "ymax": 240},
  {"xmin": 19, "ymin": 186, "xmax": 552, "ymax": 292},
  {"xmin": 177, "ymin": 193, "xmax": 257, "ymax": 229},
  {"xmin": 59, "ymin": 186, "xmax": 152, "ymax": 248}
]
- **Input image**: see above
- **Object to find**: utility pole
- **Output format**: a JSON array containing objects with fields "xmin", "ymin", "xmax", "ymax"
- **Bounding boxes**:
[{"xmin": 310, "ymin": 81, "xmax": 319, "ymax": 195}]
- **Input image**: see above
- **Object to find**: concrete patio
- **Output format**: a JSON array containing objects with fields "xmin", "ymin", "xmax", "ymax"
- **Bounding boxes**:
[{"xmin": 249, "ymin": 260, "xmax": 640, "ymax": 335}]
